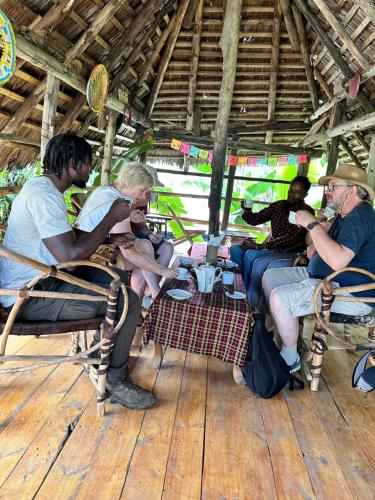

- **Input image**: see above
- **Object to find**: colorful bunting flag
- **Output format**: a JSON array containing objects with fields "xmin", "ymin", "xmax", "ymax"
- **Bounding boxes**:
[
  {"xmin": 180, "ymin": 142, "xmax": 190, "ymax": 155},
  {"xmin": 238, "ymin": 156, "xmax": 248, "ymax": 166},
  {"xmin": 199, "ymin": 149, "xmax": 208, "ymax": 159},
  {"xmin": 268, "ymin": 156, "xmax": 278, "ymax": 167},
  {"xmin": 208, "ymin": 151, "xmax": 213, "ymax": 163},
  {"xmin": 278, "ymin": 156, "xmax": 288, "ymax": 165},
  {"xmin": 257, "ymin": 156, "xmax": 267, "ymax": 166},
  {"xmin": 298, "ymin": 153, "xmax": 308, "ymax": 164},
  {"xmin": 228, "ymin": 155, "xmax": 238, "ymax": 166},
  {"xmin": 248, "ymin": 157, "xmax": 257, "ymax": 166},
  {"xmin": 189, "ymin": 145, "xmax": 199, "ymax": 158},
  {"xmin": 288, "ymin": 155, "xmax": 297, "ymax": 164},
  {"xmin": 171, "ymin": 138, "xmax": 182, "ymax": 150}
]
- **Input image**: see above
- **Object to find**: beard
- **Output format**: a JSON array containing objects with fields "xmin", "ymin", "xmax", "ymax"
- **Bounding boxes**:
[{"xmin": 73, "ymin": 179, "xmax": 87, "ymax": 189}]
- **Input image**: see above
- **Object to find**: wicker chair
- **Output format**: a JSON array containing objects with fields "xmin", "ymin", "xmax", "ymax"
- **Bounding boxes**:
[
  {"xmin": 310, "ymin": 267, "xmax": 375, "ymax": 391},
  {"xmin": 0, "ymin": 247, "xmax": 128, "ymax": 416}
]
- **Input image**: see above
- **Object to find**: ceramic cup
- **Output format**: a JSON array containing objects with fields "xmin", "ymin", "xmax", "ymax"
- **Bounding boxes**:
[
  {"xmin": 323, "ymin": 206, "xmax": 336, "ymax": 219},
  {"xmin": 176, "ymin": 267, "xmax": 189, "ymax": 280},
  {"xmin": 222, "ymin": 271, "xmax": 235, "ymax": 285},
  {"xmin": 288, "ymin": 211, "xmax": 297, "ymax": 224},
  {"xmin": 243, "ymin": 200, "xmax": 253, "ymax": 209}
]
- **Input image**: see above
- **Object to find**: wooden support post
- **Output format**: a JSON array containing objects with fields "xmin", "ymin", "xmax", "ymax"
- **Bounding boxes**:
[
  {"xmin": 186, "ymin": 0, "xmax": 204, "ymax": 132},
  {"xmin": 294, "ymin": 0, "xmax": 374, "ymax": 114},
  {"xmin": 368, "ymin": 134, "xmax": 375, "ymax": 194},
  {"xmin": 265, "ymin": 7, "xmax": 280, "ymax": 145},
  {"xmin": 278, "ymin": 0, "xmax": 300, "ymax": 51},
  {"xmin": 101, "ymin": 110, "xmax": 118, "ymax": 185},
  {"xmin": 41, "ymin": 73, "xmax": 60, "ymax": 161},
  {"xmin": 146, "ymin": 0, "xmax": 191, "ymax": 118},
  {"xmin": 208, "ymin": 0, "xmax": 242, "ymax": 236},
  {"xmin": 183, "ymin": 0, "xmax": 200, "ymax": 29},
  {"xmin": 55, "ymin": 94, "xmax": 86, "ymax": 134},
  {"xmin": 32, "ymin": 0, "xmax": 76, "ymax": 37},
  {"xmin": 221, "ymin": 138, "xmax": 238, "ymax": 231},
  {"xmin": 313, "ymin": 0, "xmax": 370, "ymax": 70},
  {"xmin": 292, "ymin": 4, "xmax": 319, "ymax": 111}
]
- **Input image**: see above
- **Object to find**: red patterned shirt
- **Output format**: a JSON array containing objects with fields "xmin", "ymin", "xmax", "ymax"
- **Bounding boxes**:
[{"xmin": 242, "ymin": 200, "xmax": 315, "ymax": 252}]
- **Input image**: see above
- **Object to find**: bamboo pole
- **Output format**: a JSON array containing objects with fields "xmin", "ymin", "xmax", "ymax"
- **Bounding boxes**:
[
  {"xmin": 221, "ymin": 138, "xmax": 238, "ymax": 231},
  {"xmin": 101, "ymin": 110, "xmax": 118, "ymax": 185},
  {"xmin": 146, "ymin": 0, "xmax": 191, "ymax": 118},
  {"xmin": 312, "ymin": 0, "xmax": 370, "ymax": 70},
  {"xmin": 368, "ymin": 134, "xmax": 375, "ymax": 193},
  {"xmin": 186, "ymin": 0, "xmax": 204, "ymax": 132},
  {"xmin": 208, "ymin": 0, "xmax": 243, "ymax": 235},
  {"xmin": 265, "ymin": 7, "xmax": 281, "ymax": 144},
  {"xmin": 41, "ymin": 73, "xmax": 60, "ymax": 161}
]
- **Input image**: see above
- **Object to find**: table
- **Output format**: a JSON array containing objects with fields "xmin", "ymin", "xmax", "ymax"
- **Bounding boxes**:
[{"xmin": 142, "ymin": 267, "xmax": 253, "ymax": 384}]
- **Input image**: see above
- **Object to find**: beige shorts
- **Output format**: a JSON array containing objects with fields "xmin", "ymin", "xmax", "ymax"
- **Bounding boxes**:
[{"xmin": 262, "ymin": 267, "xmax": 372, "ymax": 318}]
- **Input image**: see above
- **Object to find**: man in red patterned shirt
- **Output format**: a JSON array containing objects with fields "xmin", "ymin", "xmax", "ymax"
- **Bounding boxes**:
[{"xmin": 230, "ymin": 176, "xmax": 314, "ymax": 302}]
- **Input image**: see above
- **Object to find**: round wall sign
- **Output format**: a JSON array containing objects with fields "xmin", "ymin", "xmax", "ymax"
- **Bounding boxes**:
[
  {"xmin": 86, "ymin": 64, "xmax": 109, "ymax": 113},
  {"xmin": 0, "ymin": 10, "xmax": 16, "ymax": 86}
]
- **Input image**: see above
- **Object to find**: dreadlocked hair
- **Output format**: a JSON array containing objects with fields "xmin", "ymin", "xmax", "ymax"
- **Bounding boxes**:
[
  {"xmin": 292, "ymin": 175, "xmax": 311, "ymax": 193},
  {"xmin": 43, "ymin": 134, "xmax": 92, "ymax": 178}
]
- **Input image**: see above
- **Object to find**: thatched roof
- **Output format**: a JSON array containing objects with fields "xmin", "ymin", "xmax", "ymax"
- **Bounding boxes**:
[{"xmin": 0, "ymin": 0, "xmax": 374, "ymax": 169}]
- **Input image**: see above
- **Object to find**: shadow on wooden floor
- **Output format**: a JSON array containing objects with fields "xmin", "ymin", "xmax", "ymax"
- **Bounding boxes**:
[{"xmin": 0, "ymin": 326, "xmax": 374, "ymax": 499}]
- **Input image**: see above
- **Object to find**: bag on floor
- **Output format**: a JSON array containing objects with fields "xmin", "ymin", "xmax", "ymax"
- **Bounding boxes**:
[
  {"xmin": 243, "ymin": 313, "xmax": 304, "ymax": 399},
  {"xmin": 352, "ymin": 348, "xmax": 375, "ymax": 395}
]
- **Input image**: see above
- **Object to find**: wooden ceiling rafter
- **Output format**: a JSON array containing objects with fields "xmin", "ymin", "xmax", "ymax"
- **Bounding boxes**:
[{"xmin": 265, "ymin": 5, "xmax": 281, "ymax": 145}]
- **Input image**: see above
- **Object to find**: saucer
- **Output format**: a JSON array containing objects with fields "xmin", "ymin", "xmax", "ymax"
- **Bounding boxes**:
[
  {"xmin": 167, "ymin": 289, "xmax": 193, "ymax": 300},
  {"xmin": 225, "ymin": 290, "xmax": 246, "ymax": 300},
  {"xmin": 176, "ymin": 275, "xmax": 189, "ymax": 281},
  {"xmin": 219, "ymin": 259, "xmax": 237, "ymax": 269}
]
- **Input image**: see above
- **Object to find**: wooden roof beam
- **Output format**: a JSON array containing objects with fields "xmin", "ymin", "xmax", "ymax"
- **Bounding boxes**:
[
  {"xmin": 294, "ymin": 0, "xmax": 374, "ymax": 114},
  {"xmin": 312, "ymin": 0, "xmax": 370, "ymax": 70},
  {"xmin": 65, "ymin": 0, "xmax": 128, "ymax": 63},
  {"xmin": 292, "ymin": 4, "xmax": 319, "ymax": 111},
  {"xmin": 298, "ymin": 112, "xmax": 375, "ymax": 147},
  {"xmin": 265, "ymin": 7, "xmax": 281, "ymax": 144},
  {"xmin": 146, "ymin": 0, "xmax": 191, "ymax": 118},
  {"xmin": 16, "ymin": 32, "xmax": 152, "ymax": 128},
  {"xmin": 278, "ymin": 0, "xmax": 300, "ymax": 51},
  {"xmin": 110, "ymin": 0, "xmax": 176, "ymax": 91},
  {"xmin": 186, "ymin": 0, "xmax": 204, "ymax": 132},
  {"xmin": 108, "ymin": 0, "xmax": 165, "ymax": 71},
  {"xmin": 351, "ymin": 0, "xmax": 375, "ymax": 26},
  {"xmin": 32, "ymin": 0, "xmax": 76, "ymax": 37}
]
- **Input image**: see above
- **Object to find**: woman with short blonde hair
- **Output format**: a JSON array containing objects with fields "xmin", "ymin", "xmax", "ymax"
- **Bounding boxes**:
[{"xmin": 76, "ymin": 161, "xmax": 176, "ymax": 300}]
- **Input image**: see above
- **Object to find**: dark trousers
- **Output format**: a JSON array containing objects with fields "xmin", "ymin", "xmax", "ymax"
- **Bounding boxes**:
[{"xmin": 16, "ymin": 266, "xmax": 141, "ymax": 376}]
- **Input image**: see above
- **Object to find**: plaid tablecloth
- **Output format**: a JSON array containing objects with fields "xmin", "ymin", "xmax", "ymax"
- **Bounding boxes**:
[{"xmin": 143, "ymin": 270, "xmax": 253, "ymax": 367}]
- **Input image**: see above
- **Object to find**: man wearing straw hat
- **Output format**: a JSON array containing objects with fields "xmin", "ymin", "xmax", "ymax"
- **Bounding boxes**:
[{"xmin": 262, "ymin": 164, "xmax": 375, "ymax": 372}]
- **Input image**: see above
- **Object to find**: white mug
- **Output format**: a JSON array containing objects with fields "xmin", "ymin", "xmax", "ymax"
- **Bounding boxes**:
[
  {"xmin": 222, "ymin": 271, "xmax": 234, "ymax": 285},
  {"xmin": 243, "ymin": 200, "xmax": 253, "ymax": 209},
  {"xmin": 323, "ymin": 206, "xmax": 336, "ymax": 219},
  {"xmin": 288, "ymin": 211, "xmax": 297, "ymax": 224},
  {"xmin": 176, "ymin": 267, "xmax": 189, "ymax": 280}
]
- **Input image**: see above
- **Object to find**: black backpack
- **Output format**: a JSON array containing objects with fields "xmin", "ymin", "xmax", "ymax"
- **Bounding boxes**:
[{"xmin": 243, "ymin": 313, "xmax": 304, "ymax": 398}]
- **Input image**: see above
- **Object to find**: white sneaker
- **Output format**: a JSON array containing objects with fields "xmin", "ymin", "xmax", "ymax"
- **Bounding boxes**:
[
  {"xmin": 141, "ymin": 295, "xmax": 153, "ymax": 310},
  {"xmin": 289, "ymin": 356, "xmax": 301, "ymax": 373}
]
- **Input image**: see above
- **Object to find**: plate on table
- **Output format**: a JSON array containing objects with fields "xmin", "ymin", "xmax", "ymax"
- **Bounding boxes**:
[
  {"xmin": 225, "ymin": 290, "xmax": 246, "ymax": 300},
  {"xmin": 167, "ymin": 289, "xmax": 193, "ymax": 301}
]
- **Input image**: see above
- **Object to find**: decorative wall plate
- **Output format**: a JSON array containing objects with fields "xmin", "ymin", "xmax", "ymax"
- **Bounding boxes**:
[
  {"xmin": 0, "ymin": 10, "xmax": 16, "ymax": 86},
  {"xmin": 86, "ymin": 64, "xmax": 109, "ymax": 113}
]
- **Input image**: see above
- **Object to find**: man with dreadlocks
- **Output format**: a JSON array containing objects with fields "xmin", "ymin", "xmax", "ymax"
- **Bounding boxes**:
[{"xmin": 0, "ymin": 134, "xmax": 155, "ymax": 410}]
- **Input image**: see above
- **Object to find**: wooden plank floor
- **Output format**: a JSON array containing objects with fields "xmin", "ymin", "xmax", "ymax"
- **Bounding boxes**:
[{"xmin": 0, "ymin": 329, "xmax": 374, "ymax": 499}]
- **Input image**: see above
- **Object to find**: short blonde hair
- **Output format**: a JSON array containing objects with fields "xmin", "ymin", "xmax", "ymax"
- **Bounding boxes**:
[{"xmin": 116, "ymin": 161, "xmax": 155, "ymax": 190}]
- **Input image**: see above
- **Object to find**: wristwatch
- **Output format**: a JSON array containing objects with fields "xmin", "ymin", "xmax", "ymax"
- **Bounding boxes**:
[{"xmin": 306, "ymin": 220, "xmax": 320, "ymax": 231}]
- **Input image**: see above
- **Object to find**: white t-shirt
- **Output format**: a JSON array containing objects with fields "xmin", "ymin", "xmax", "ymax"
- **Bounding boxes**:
[
  {"xmin": 75, "ymin": 185, "xmax": 131, "ymax": 232},
  {"xmin": 0, "ymin": 176, "xmax": 72, "ymax": 307}
]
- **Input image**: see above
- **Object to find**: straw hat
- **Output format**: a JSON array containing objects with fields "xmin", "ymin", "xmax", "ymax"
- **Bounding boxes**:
[{"xmin": 318, "ymin": 163, "xmax": 374, "ymax": 201}]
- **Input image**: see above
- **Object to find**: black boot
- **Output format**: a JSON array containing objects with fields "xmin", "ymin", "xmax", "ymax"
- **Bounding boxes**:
[{"xmin": 106, "ymin": 370, "xmax": 155, "ymax": 410}]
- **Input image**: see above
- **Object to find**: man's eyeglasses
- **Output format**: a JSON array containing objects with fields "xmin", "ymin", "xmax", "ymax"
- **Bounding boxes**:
[{"xmin": 324, "ymin": 184, "xmax": 352, "ymax": 192}]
